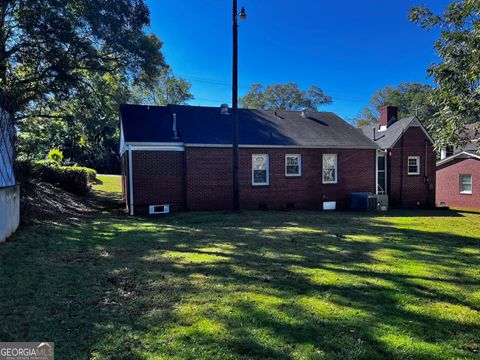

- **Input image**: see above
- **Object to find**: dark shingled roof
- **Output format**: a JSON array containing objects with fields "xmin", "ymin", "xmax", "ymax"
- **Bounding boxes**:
[
  {"xmin": 461, "ymin": 124, "xmax": 479, "ymax": 153},
  {"xmin": 120, "ymin": 104, "xmax": 378, "ymax": 148},
  {"xmin": 359, "ymin": 116, "xmax": 423, "ymax": 149},
  {"xmin": 120, "ymin": 104, "xmax": 174, "ymax": 143}
]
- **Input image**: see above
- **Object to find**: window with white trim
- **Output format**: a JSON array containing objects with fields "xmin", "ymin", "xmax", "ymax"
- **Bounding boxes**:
[
  {"xmin": 252, "ymin": 154, "xmax": 269, "ymax": 185},
  {"xmin": 460, "ymin": 174, "xmax": 472, "ymax": 194},
  {"xmin": 407, "ymin": 156, "xmax": 420, "ymax": 175},
  {"xmin": 322, "ymin": 154, "xmax": 337, "ymax": 184},
  {"xmin": 285, "ymin": 154, "xmax": 301, "ymax": 176}
]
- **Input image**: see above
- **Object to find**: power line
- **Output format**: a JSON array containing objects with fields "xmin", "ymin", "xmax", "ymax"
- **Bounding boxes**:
[{"xmin": 181, "ymin": 74, "xmax": 368, "ymax": 104}]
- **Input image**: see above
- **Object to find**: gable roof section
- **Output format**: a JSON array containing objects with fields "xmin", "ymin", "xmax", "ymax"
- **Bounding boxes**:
[
  {"xmin": 436, "ymin": 150, "xmax": 480, "ymax": 167},
  {"xmin": 456, "ymin": 123, "xmax": 479, "ymax": 153},
  {"xmin": 359, "ymin": 116, "xmax": 433, "ymax": 149},
  {"xmin": 120, "ymin": 104, "xmax": 379, "ymax": 149}
]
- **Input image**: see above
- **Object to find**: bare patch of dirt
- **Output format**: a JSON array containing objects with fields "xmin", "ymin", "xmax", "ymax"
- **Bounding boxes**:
[{"xmin": 20, "ymin": 180, "xmax": 124, "ymax": 226}]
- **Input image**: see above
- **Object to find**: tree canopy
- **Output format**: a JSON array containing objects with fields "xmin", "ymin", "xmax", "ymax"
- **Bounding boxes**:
[
  {"xmin": 409, "ymin": 1, "xmax": 480, "ymax": 148},
  {"xmin": 131, "ymin": 69, "xmax": 194, "ymax": 106},
  {"xmin": 0, "ymin": 0, "xmax": 190, "ymax": 173},
  {"xmin": 17, "ymin": 68, "xmax": 193, "ymax": 173},
  {"xmin": 355, "ymin": 82, "xmax": 437, "ymax": 126},
  {"xmin": 0, "ymin": 0, "xmax": 165, "ymax": 117},
  {"xmin": 239, "ymin": 82, "xmax": 332, "ymax": 111}
]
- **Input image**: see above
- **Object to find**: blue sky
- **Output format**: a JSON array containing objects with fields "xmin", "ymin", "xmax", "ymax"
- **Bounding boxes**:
[{"xmin": 145, "ymin": 0, "xmax": 450, "ymax": 120}]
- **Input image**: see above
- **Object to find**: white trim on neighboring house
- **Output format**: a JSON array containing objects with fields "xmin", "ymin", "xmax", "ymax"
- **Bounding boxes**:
[
  {"xmin": 436, "ymin": 151, "xmax": 480, "ymax": 166},
  {"xmin": 390, "ymin": 117, "xmax": 435, "ymax": 148},
  {"xmin": 460, "ymin": 174, "xmax": 473, "ymax": 194},
  {"xmin": 128, "ymin": 145, "xmax": 134, "ymax": 215}
]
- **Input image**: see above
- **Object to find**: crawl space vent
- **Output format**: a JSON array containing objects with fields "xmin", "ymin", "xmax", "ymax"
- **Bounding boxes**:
[{"xmin": 149, "ymin": 204, "xmax": 170, "ymax": 214}]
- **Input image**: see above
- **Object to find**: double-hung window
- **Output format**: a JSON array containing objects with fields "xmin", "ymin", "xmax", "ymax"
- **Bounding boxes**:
[
  {"xmin": 408, "ymin": 156, "xmax": 420, "ymax": 175},
  {"xmin": 285, "ymin": 154, "xmax": 301, "ymax": 176},
  {"xmin": 252, "ymin": 154, "xmax": 269, "ymax": 186},
  {"xmin": 460, "ymin": 174, "xmax": 472, "ymax": 194},
  {"xmin": 322, "ymin": 154, "xmax": 337, "ymax": 184}
]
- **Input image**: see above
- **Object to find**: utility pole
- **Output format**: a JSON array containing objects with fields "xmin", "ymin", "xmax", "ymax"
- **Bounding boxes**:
[{"xmin": 232, "ymin": 1, "xmax": 246, "ymax": 211}]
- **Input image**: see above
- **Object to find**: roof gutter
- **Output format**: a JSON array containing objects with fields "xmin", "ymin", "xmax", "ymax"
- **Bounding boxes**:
[{"xmin": 183, "ymin": 144, "xmax": 379, "ymax": 149}]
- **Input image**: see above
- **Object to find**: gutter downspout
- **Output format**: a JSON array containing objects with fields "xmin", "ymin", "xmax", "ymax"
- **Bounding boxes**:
[
  {"xmin": 128, "ymin": 145, "xmax": 134, "ymax": 215},
  {"xmin": 400, "ymin": 129, "xmax": 405, "ymax": 207},
  {"xmin": 425, "ymin": 140, "xmax": 430, "ymax": 206},
  {"xmin": 424, "ymin": 140, "xmax": 428, "ymax": 181}
]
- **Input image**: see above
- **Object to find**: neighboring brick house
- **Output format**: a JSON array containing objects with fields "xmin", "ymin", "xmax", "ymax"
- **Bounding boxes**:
[
  {"xmin": 120, "ymin": 104, "xmax": 435, "ymax": 214},
  {"xmin": 359, "ymin": 106, "xmax": 436, "ymax": 208},
  {"xmin": 436, "ymin": 125, "xmax": 480, "ymax": 210}
]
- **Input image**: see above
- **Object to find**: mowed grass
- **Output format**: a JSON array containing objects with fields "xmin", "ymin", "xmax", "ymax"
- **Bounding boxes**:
[{"xmin": 1, "ymin": 175, "xmax": 480, "ymax": 359}]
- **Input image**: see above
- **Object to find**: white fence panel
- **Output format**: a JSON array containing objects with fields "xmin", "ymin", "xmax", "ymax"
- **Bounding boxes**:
[{"xmin": 0, "ymin": 185, "xmax": 20, "ymax": 242}]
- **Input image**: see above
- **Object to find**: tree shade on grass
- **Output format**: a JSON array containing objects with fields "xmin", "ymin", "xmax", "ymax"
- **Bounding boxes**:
[{"xmin": 0, "ymin": 176, "xmax": 479, "ymax": 359}]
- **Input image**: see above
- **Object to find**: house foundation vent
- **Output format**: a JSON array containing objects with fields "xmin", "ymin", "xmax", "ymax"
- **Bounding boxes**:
[
  {"xmin": 323, "ymin": 201, "xmax": 336, "ymax": 211},
  {"xmin": 149, "ymin": 204, "xmax": 170, "ymax": 214}
]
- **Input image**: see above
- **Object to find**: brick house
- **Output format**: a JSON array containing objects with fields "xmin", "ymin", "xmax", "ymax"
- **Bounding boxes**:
[
  {"xmin": 436, "ymin": 125, "xmax": 480, "ymax": 210},
  {"xmin": 359, "ymin": 106, "xmax": 436, "ymax": 208},
  {"xmin": 120, "ymin": 104, "xmax": 435, "ymax": 214}
]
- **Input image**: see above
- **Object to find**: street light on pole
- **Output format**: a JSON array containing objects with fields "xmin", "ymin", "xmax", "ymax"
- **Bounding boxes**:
[{"xmin": 232, "ymin": 1, "xmax": 246, "ymax": 211}]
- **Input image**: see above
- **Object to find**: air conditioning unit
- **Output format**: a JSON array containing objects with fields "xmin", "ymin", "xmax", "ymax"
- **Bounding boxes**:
[
  {"xmin": 149, "ymin": 204, "xmax": 170, "ymax": 214},
  {"xmin": 375, "ymin": 195, "xmax": 389, "ymax": 211},
  {"xmin": 349, "ymin": 192, "xmax": 389, "ymax": 211}
]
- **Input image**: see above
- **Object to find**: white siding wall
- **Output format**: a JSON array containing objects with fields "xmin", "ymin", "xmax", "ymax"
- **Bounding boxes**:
[
  {"xmin": 0, "ymin": 108, "xmax": 19, "ymax": 241},
  {"xmin": 0, "ymin": 185, "xmax": 20, "ymax": 242},
  {"xmin": 0, "ymin": 109, "xmax": 15, "ymax": 187}
]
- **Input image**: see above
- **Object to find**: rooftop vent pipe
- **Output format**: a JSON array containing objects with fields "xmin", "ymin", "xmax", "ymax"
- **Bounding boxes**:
[
  {"xmin": 172, "ymin": 113, "xmax": 179, "ymax": 139},
  {"xmin": 220, "ymin": 104, "xmax": 229, "ymax": 115},
  {"xmin": 301, "ymin": 110, "xmax": 306, "ymax": 118}
]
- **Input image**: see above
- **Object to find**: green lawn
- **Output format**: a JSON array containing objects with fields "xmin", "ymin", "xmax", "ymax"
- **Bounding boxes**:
[{"xmin": 1, "ymin": 175, "xmax": 480, "ymax": 359}]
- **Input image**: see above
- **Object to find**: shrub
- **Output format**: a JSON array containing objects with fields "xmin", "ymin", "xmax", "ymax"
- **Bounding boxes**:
[
  {"xmin": 47, "ymin": 149, "xmax": 63, "ymax": 165},
  {"xmin": 15, "ymin": 159, "xmax": 34, "ymax": 182},
  {"xmin": 71, "ymin": 166, "xmax": 97, "ymax": 183},
  {"xmin": 30, "ymin": 160, "xmax": 95, "ymax": 195},
  {"xmin": 32, "ymin": 160, "xmax": 61, "ymax": 184},
  {"xmin": 60, "ymin": 167, "xmax": 90, "ymax": 194}
]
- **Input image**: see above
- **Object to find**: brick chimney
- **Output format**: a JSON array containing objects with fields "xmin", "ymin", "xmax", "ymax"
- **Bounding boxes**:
[{"xmin": 379, "ymin": 106, "xmax": 398, "ymax": 130}]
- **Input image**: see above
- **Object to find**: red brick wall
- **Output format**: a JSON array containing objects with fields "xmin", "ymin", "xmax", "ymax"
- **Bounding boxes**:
[
  {"xmin": 131, "ymin": 151, "xmax": 185, "ymax": 214},
  {"xmin": 185, "ymin": 148, "xmax": 233, "ymax": 210},
  {"xmin": 436, "ymin": 158, "xmax": 480, "ymax": 210},
  {"xmin": 388, "ymin": 127, "xmax": 436, "ymax": 208},
  {"xmin": 185, "ymin": 147, "xmax": 376, "ymax": 211}
]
